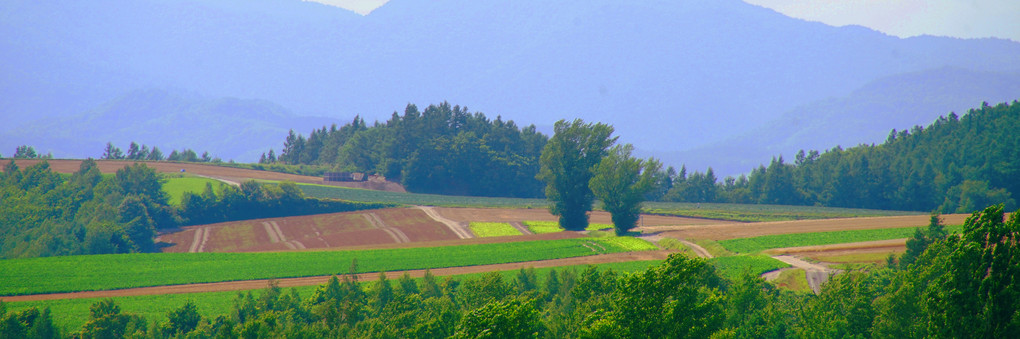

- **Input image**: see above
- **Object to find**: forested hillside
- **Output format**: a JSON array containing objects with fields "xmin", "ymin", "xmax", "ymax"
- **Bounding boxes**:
[
  {"xmin": 269, "ymin": 102, "xmax": 548, "ymax": 198},
  {"xmin": 664, "ymin": 101, "xmax": 1019, "ymax": 212},
  {"xmin": 0, "ymin": 160, "xmax": 389, "ymax": 259}
]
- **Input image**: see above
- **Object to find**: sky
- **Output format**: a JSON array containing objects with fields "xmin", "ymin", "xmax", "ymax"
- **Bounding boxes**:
[
  {"xmin": 309, "ymin": 0, "xmax": 1019, "ymax": 42},
  {"xmin": 743, "ymin": 0, "xmax": 1020, "ymax": 42}
]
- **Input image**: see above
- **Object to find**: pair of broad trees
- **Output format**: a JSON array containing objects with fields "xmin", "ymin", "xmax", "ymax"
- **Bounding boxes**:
[{"xmin": 538, "ymin": 119, "xmax": 661, "ymax": 235}]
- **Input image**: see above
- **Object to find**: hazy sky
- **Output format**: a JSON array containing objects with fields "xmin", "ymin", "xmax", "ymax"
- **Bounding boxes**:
[
  {"xmin": 310, "ymin": 0, "xmax": 1019, "ymax": 42},
  {"xmin": 744, "ymin": 0, "xmax": 1020, "ymax": 42}
]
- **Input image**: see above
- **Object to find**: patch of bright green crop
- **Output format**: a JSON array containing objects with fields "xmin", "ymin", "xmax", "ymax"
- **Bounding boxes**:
[
  {"xmin": 468, "ymin": 222, "xmax": 523, "ymax": 237},
  {"xmin": 718, "ymin": 225, "xmax": 964, "ymax": 254},
  {"xmin": 589, "ymin": 237, "xmax": 658, "ymax": 252},
  {"xmin": 1, "ymin": 238, "xmax": 645, "ymax": 296},
  {"xmin": 523, "ymin": 221, "xmax": 562, "ymax": 234},
  {"xmin": 710, "ymin": 255, "xmax": 790, "ymax": 280},
  {"xmin": 643, "ymin": 202, "xmax": 923, "ymax": 222},
  {"xmin": 161, "ymin": 175, "xmax": 223, "ymax": 205}
]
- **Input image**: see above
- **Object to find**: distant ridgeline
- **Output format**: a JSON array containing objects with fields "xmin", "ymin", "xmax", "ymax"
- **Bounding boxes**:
[
  {"xmin": 665, "ymin": 101, "xmax": 1019, "ymax": 212},
  {"xmin": 264, "ymin": 102, "xmax": 548, "ymax": 198}
]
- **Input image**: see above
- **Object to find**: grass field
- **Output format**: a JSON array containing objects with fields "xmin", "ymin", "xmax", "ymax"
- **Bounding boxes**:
[
  {"xmin": 643, "ymin": 202, "xmax": 923, "ymax": 222},
  {"xmin": 298, "ymin": 184, "xmax": 549, "ymax": 208},
  {"xmin": 709, "ymin": 255, "xmax": 791, "ymax": 280},
  {"xmin": 718, "ymin": 225, "xmax": 964, "ymax": 253},
  {"xmin": 771, "ymin": 269, "xmax": 811, "ymax": 293},
  {"xmin": 161, "ymin": 175, "xmax": 224, "ymax": 205},
  {"xmin": 468, "ymin": 222, "xmax": 523, "ymax": 237},
  {"xmin": 0, "ymin": 237, "xmax": 653, "ymax": 296},
  {"xmin": 6, "ymin": 260, "xmax": 665, "ymax": 333},
  {"xmin": 523, "ymin": 221, "xmax": 613, "ymax": 234}
]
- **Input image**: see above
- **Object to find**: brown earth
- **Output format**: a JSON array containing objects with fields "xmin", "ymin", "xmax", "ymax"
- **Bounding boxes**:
[
  {"xmin": 1, "ymin": 159, "xmax": 406, "ymax": 192},
  {"xmin": 1, "ymin": 251, "xmax": 672, "ymax": 302},
  {"xmin": 433, "ymin": 207, "xmax": 733, "ymax": 227},
  {"xmin": 652, "ymin": 214, "xmax": 970, "ymax": 241},
  {"xmin": 159, "ymin": 208, "xmax": 461, "ymax": 252}
]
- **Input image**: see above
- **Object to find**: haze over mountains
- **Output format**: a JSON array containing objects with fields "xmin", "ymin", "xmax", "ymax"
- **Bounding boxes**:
[{"xmin": 2, "ymin": 0, "xmax": 1018, "ymax": 176}]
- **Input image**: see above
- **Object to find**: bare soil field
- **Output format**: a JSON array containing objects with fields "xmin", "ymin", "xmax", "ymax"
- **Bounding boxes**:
[
  {"xmin": 765, "ymin": 239, "xmax": 908, "ymax": 263},
  {"xmin": 434, "ymin": 207, "xmax": 733, "ymax": 226},
  {"xmin": 2, "ymin": 159, "xmax": 405, "ymax": 192},
  {"xmin": 159, "ymin": 208, "xmax": 461, "ymax": 252},
  {"xmin": 3, "ymin": 251, "xmax": 670, "ymax": 302},
  {"xmin": 652, "ymin": 214, "xmax": 969, "ymax": 241}
]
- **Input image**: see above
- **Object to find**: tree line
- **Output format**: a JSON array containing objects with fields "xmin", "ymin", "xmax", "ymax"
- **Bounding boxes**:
[
  {"xmin": 100, "ymin": 142, "xmax": 222, "ymax": 163},
  {"xmin": 657, "ymin": 101, "xmax": 1019, "ymax": 212},
  {"xmin": 0, "ymin": 159, "xmax": 390, "ymax": 259},
  {"xmin": 5, "ymin": 204, "xmax": 1017, "ymax": 338},
  {"xmin": 265, "ymin": 102, "xmax": 548, "ymax": 198}
]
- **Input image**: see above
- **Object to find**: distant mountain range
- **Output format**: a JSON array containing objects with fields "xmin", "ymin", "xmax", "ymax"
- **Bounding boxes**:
[{"xmin": 2, "ymin": 0, "xmax": 1018, "ymax": 168}]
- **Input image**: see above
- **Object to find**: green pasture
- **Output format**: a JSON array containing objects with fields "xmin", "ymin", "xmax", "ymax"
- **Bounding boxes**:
[
  {"xmin": 161, "ymin": 175, "xmax": 224, "ymax": 205},
  {"xmin": 468, "ymin": 222, "xmax": 523, "ymax": 237},
  {"xmin": 522, "ymin": 221, "xmax": 613, "ymax": 234},
  {"xmin": 6, "ymin": 260, "xmax": 665, "ymax": 333},
  {"xmin": 718, "ymin": 225, "xmax": 964, "ymax": 254},
  {"xmin": 297, "ymin": 183, "xmax": 548, "ymax": 208},
  {"xmin": 0, "ymin": 237, "xmax": 653, "ymax": 296},
  {"xmin": 643, "ymin": 202, "xmax": 923, "ymax": 222}
]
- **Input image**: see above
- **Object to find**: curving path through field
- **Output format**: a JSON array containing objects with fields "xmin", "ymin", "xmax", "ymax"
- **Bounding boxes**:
[
  {"xmin": 416, "ymin": 206, "xmax": 475, "ymax": 239},
  {"xmin": 765, "ymin": 255, "xmax": 841, "ymax": 294},
  {"xmin": 1, "ymin": 251, "xmax": 671, "ymax": 302}
]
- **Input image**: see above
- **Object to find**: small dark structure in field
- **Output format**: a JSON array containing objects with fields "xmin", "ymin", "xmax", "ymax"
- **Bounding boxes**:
[{"xmin": 324, "ymin": 172, "xmax": 367, "ymax": 182}]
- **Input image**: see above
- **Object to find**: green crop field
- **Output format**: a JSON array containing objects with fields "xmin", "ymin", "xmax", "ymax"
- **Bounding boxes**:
[
  {"xmin": 468, "ymin": 222, "xmax": 523, "ymax": 237},
  {"xmin": 718, "ymin": 224, "xmax": 964, "ymax": 253},
  {"xmin": 161, "ymin": 175, "xmax": 224, "ymax": 205},
  {"xmin": 0, "ymin": 237, "xmax": 653, "ymax": 296},
  {"xmin": 643, "ymin": 202, "xmax": 923, "ymax": 222},
  {"xmin": 709, "ymin": 255, "xmax": 790, "ymax": 280},
  {"xmin": 5, "ymin": 259, "xmax": 666, "ymax": 333},
  {"xmin": 297, "ymin": 184, "xmax": 549, "ymax": 208},
  {"xmin": 523, "ymin": 221, "xmax": 562, "ymax": 234}
]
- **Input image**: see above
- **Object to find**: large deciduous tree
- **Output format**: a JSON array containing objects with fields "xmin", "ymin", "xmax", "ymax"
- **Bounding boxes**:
[
  {"xmin": 537, "ymin": 119, "xmax": 616, "ymax": 231},
  {"xmin": 590, "ymin": 144, "xmax": 661, "ymax": 235}
]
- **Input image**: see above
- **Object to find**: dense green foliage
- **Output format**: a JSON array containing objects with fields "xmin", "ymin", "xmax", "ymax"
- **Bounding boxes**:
[
  {"xmin": 0, "ymin": 160, "xmax": 390, "ymax": 259},
  {"xmin": 538, "ymin": 119, "xmax": 617, "ymax": 230},
  {"xmin": 660, "ymin": 101, "xmax": 1019, "ymax": 212},
  {"xmin": 270, "ymin": 102, "xmax": 548, "ymax": 198},
  {"xmin": 0, "ymin": 160, "xmax": 176, "ymax": 258},
  {"xmin": 590, "ymin": 144, "xmax": 661, "ymax": 235},
  {"xmin": 0, "ymin": 237, "xmax": 649, "ymax": 296}
]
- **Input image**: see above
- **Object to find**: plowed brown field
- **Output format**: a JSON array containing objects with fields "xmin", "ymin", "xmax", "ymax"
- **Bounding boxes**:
[{"xmin": 159, "ymin": 208, "xmax": 461, "ymax": 252}]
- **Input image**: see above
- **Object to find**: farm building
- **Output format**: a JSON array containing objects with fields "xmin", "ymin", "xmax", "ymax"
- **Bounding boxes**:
[{"xmin": 323, "ymin": 172, "xmax": 367, "ymax": 182}]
